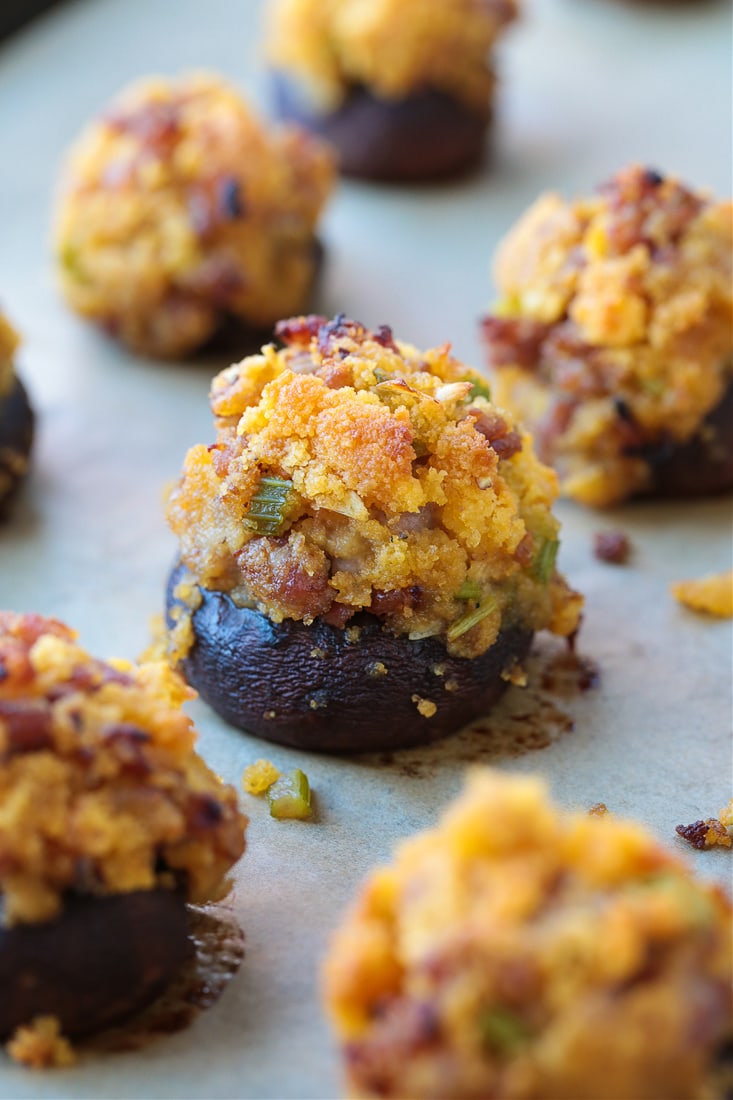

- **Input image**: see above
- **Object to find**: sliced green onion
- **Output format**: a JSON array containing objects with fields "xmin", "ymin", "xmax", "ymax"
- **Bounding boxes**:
[
  {"xmin": 447, "ymin": 595, "xmax": 496, "ymax": 642},
  {"xmin": 244, "ymin": 476, "xmax": 296, "ymax": 537},
  {"xmin": 480, "ymin": 1007, "xmax": 530, "ymax": 1056},
  {"xmin": 640, "ymin": 377, "xmax": 666, "ymax": 396},
  {"xmin": 59, "ymin": 245, "xmax": 87, "ymax": 283},
  {"xmin": 455, "ymin": 580, "xmax": 482, "ymax": 600},
  {"xmin": 267, "ymin": 768, "xmax": 312, "ymax": 820},
  {"xmin": 532, "ymin": 537, "xmax": 559, "ymax": 585}
]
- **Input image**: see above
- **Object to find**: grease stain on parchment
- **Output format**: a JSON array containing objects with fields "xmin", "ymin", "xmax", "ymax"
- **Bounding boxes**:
[
  {"xmin": 89, "ymin": 904, "xmax": 244, "ymax": 1054},
  {"xmin": 373, "ymin": 639, "xmax": 599, "ymax": 779}
]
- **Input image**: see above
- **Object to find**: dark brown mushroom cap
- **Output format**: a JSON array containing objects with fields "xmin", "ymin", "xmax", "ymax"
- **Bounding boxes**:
[
  {"xmin": 0, "ymin": 373, "xmax": 34, "ymax": 514},
  {"xmin": 166, "ymin": 562, "xmax": 533, "ymax": 753},
  {"xmin": 271, "ymin": 72, "xmax": 490, "ymax": 182},
  {"xmin": 0, "ymin": 889, "xmax": 190, "ymax": 1038},
  {"xmin": 640, "ymin": 378, "xmax": 733, "ymax": 497}
]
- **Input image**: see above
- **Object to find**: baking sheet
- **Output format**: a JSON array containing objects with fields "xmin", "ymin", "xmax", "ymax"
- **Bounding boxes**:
[{"xmin": 0, "ymin": 0, "xmax": 731, "ymax": 1095}]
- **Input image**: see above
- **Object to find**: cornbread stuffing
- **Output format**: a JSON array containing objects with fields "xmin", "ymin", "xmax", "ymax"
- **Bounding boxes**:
[
  {"xmin": 267, "ymin": 0, "xmax": 518, "ymax": 111},
  {"xmin": 324, "ymin": 768, "xmax": 733, "ymax": 1100},
  {"xmin": 0, "ymin": 611, "xmax": 246, "ymax": 927},
  {"xmin": 482, "ymin": 166, "xmax": 733, "ymax": 506},
  {"xmin": 167, "ymin": 315, "xmax": 581, "ymax": 662},
  {"xmin": 53, "ymin": 73, "xmax": 334, "ymax": 357},
  {"xmin": 671, "ymin": 570, "xmax": 733, "ymax": 617}
]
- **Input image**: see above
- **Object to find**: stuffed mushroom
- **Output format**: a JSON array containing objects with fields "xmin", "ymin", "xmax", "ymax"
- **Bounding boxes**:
[
  {"xmin": 266, "ymin": 0, "xmax": 518, "ymax": 182},
  {"xmin": 165, "ymin": 315, "xmax": 582, "ymax": 752},
  {"xmin": 480, "ymin": 165, "xmax": 733, "ymax": 507},
  {"xmin": 0, "ymin": 309, "xmax": 33, "ymax": 516},
  {"xmin": 323, "ymin": 768, "xmax": 733, "ymax": 1100},
  {"xmin": 53, "ymin": 72, "xmax": 335, "ymax": 358},
  {"xmin": 0, "ymin": 611, "xmax": 246, "ymax": 1042}
]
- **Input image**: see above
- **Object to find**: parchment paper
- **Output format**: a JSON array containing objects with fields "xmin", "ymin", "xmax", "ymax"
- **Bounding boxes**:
[{"xmin": 0, "ymin": 0, "xmax": 730, "ymax": 1095}]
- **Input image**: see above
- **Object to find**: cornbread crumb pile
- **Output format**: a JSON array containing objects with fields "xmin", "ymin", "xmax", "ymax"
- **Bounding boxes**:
[{"xmin": 167, "ymin": 315, "xmax": 582, "ymax": 661}]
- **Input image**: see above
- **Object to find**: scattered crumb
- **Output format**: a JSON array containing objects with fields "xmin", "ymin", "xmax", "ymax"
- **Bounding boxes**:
[
  {"xmin": 676, "ymin": 801, "xmax": 733, "ymax": 850},
  {"xmin": 719, "ymin": 799, "xmax": 733, "ymax": 828},
  {"xmin": 675, "ymin": 819, "xmax": 732, "ymax": 850},
  {"xmin": 671, "ymin": 570, "xmax": 733, "ymax": 617},
  {"xmin": 366, "ymin": 661, "xmax": 388, "ymax": 679},
  {"xmin": 411, "ymin": 695, "xmax": 437, "ymax": 718},
  {"xmin": 500, "ymin": 661, "xmax": 528, "ymax": 687},
  {"xmin": 6, "ymin": 1017, "xmax": 76, "ymax": 1070},
  {"xmin": 345, "ymin": 626, "xmax": 361, "ymax": 644},
  {"xmin": 444, "ymin": 679, "xmax": 459, "ymax": 693},
  {"xmin": 242, "ymin": 759, "xmax": 280, "ymax": 795},
  {"xmin": 593, "ymin": 530, "xmax": 631, "ymax": 564},
  {"xmin": 588, "ymin": 803, "xmax": 609, "ymax": 816},
  {"xmin": 310, "ymin": 646, "xmax": 326, "ymax": 659}
]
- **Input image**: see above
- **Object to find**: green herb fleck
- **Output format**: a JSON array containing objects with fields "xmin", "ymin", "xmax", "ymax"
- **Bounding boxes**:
[
  {"xmin": 267, "ymin": 768, "xmax": 312, "ymax": 820},
  {"xmin": 447, "ymin": 595, "xmax": 496, "ymax": 642},
  {"xmin": 59, "ymin": 244, "xmax": 88, "ymax": 283},
  {"xmin": 640, "ymin": 377, "xmax": 666, "ymax": 396},
  {"xmin": 245, "ymin": 476, "xmax": 297, "ymax": 537},
  {"xmin": 466, "ymin": 376, "xmax": 491, "ymax": 402},
  {"xmin": 455, "ymin": 580, "xmax": 482, "ymax": 600},
  {"xmin": 480, "ymin": 1007, "xmax": 530, "ymax": 1056},
  {"xmin": 532, "ymin": 537, "xmax": 559, "ymax": 585}
]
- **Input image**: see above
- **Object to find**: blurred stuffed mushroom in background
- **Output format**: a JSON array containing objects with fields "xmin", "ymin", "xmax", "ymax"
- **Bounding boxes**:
[
  {"xmin": 0, "ymin": 307, "xmax": 34, "ymax": 516},
  {"xmin": 266, "ymin": 0, "xmax": 519, "ymax": 182},
  {"xmin": 480, "ymin": 165, "xmax": 733, "ymax": 507},
  {"xmin": 53, "ymin": 73, "xmax": 335, "ymax": 359},
  {"xmin": 323, "ymin": 768, "xmax": 733, "ymax": 1100},
  {"xmin": 164, "ymin": 315, "xmax": 582, "ymax": 753}
]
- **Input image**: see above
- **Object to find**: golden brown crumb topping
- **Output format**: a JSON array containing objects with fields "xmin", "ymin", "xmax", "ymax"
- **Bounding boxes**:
[
  {"xmin": 0, "ymin": 308, "xmax": 19, "ymax": 400},
  {"xmin": 53, "ymin": 73, "xmax": 335, "ymax": 358},
  {"xmin": 324, "ymin": 768, "xmax": 733, "ymax": 1100},
  {"xmin": 482, "ymin": 166, "xmax": 733, "ymax": 506},
  {"xmin": 166, "ymin": 316, "xmax": 582, "ymax": 660},
  {"xmin": 0, "ymin": 612, "xmax": 246, "ymax": 926},
  {"xmin": 267, "ymin": 0, "xmax": 518, "ymax": 110}
]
